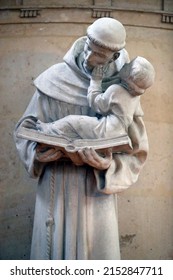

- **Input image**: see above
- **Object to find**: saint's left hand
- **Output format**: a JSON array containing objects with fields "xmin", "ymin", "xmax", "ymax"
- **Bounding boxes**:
[{"xmin": 78, "ymin": 147, "xmax": 112, "ymax": 170}]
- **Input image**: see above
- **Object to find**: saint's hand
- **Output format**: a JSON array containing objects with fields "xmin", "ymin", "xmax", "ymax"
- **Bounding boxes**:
[
  {"xmin": 35, "ymin": 143, "xmax": 63, "ymax": 162},
  {"xmin": 78, "ymin": 147, "xmax": 112, "ymax": 170}
]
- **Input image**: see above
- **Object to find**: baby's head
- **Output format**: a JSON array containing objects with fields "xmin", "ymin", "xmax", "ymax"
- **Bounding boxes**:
[{"xmin": 120, "ymin": 56, "xmax": 155, "ymax": 95}]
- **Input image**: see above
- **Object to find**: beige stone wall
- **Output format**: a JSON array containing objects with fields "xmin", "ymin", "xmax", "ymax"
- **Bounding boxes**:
[
  {"xmin": 118, "ymin": 25, "xmax": 173, "ymax": 260},
  {"xmin": 0, "ymin": 5, "xmax": 173, "ymax": 259}
]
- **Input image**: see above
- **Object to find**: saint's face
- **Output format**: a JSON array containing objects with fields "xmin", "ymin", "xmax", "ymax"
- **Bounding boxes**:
[{"xmin": 83, "ymin": 38, "xmax": 115, "ymax": 73}]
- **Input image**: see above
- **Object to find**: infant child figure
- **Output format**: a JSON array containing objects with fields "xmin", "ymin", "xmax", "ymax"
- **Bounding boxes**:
[{"xmin": 36, "ymin": 56, "xmax": 155, "ymax": 140}]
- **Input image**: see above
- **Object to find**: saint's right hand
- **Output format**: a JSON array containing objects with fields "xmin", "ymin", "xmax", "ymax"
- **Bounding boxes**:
[{"xmin": 35, "ymin": 143, "xmax": 63, "ymax": 162}]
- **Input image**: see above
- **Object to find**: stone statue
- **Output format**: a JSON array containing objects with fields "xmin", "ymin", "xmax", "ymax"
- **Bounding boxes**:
[
  {"xmin": 14, "ymin": 17, "xmax": 150, "ymax": 260},
  {"xmin": 36, "ymin": 57, "xmax": 155, "ymax": 141}
]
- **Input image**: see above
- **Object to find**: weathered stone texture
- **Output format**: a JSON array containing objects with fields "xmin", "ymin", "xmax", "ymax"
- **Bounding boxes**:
[{"xmin": 0, "ymin": 5, "xmax": 173, "ymax": 259}]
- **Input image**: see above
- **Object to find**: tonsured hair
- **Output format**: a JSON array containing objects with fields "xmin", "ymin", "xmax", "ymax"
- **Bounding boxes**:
[{"xmin": 87, "ymin": 33, "xmax": 119, "ymax": 52}]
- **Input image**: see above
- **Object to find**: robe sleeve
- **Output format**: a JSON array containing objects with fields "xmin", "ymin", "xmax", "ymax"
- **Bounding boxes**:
[
  {"xmin": 94, "ymin": 106, "xmax": 149, "ymax": 194},
  {"xmin": 14, "ymin": 90, "xmax": 53, "ymax": 178}
]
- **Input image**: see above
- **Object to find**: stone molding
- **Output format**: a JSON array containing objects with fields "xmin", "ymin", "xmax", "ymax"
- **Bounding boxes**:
[{"xmin": 0, "ymin": 6, "xmax": 172, "ymax": 30}]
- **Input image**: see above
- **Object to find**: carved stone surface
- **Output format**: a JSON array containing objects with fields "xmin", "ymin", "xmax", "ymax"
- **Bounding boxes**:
[
  {"xmin": 13, "ymin": 17, "xmax": 152, "ymax": 260},
  {"xmin": 0, "ymin": 3, "xmax": 172, "ymax": 261},
  {"xmin": 33, "ymin": 56, "xmax": 155, "ymax": 143}
]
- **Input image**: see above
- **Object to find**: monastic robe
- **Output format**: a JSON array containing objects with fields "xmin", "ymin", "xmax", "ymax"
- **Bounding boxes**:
[{"xmin": 14, "ymin": 36, "xmax": 149, "ymax": 260}]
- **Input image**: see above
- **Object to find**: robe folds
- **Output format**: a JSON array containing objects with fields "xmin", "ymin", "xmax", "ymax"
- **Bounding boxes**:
[{"xmin": 14, "ymin": 36, "xmax": 149, "ymax": 260}]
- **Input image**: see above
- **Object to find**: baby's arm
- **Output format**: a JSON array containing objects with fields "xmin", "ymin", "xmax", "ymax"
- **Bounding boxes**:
[
  {"xmin": 88, "ymin": 66, "xmax": 113, "ymax": 114},
  {"xmin": 87, "ymin": 66, "xmax": 104, "ymax": 111}
]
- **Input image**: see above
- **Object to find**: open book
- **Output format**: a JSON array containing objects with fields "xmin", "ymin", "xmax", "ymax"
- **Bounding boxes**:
[{"xmin": 16, "ymin": 127, "xmax": 132, "ymax": 154}]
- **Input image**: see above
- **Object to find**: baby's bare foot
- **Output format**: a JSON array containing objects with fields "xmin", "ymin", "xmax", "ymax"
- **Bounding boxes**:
[{"xmin": 36, "ymin": 120, "xmax": 50, "ymax": 133}]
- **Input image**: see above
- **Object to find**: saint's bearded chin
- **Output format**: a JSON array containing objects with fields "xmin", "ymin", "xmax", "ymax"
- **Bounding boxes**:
[{"xmin": 77, "ymin": 52, "xmax": 117, "ymax": 77}]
